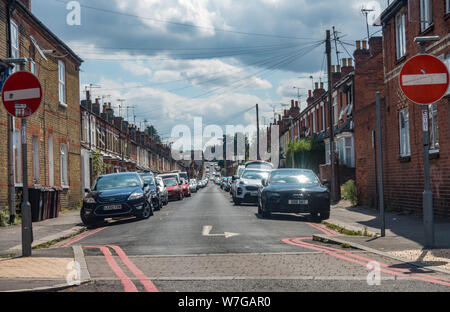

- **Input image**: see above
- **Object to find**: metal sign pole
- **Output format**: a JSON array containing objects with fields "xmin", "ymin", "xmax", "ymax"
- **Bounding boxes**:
[
  {"xmin": 416, "ymin": 40, "xmax": 435, "ymax": 248},
  {"xmin": 21, "ymin": 118, "xmax": 32, "ymax": 257}
]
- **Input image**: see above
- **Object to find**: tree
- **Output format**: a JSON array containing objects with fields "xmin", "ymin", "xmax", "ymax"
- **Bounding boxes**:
[
  {"xmin": 286, "ymin": 136, "xmax": 325, "ymax": 173},
  {"xmin": 146, "ymin": 125, "xmax": 161, "ymax": 143},
  {"xmin": 92, "ymin": 150, "xmax": 109, "ymax": 178}
]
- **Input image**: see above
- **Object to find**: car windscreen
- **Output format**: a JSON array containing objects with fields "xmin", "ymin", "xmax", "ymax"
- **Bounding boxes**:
[
  {"xmin": 93, "ymin": 174, "xmax": 142, "ymax": 191},
  {"xmin": 269, "ymin": 170, "xmax": 320, "ymax": 186},
  {"xmin": 179, "ymin": 173, "xmax": 188, "ymax": 180},
  {"xmin": 246, "ymin": 162, "xmax": 273, "ymax": 170},
  {"xmin": 241, "ymin": 170, "xmax": 270, "ymax": 180},
  {"xmin": 140, "ymin": 174, "xmax": 155, "ymax": 185},
  {"xmin": 164, "ymin": 179, "xmax": 178, "ymax": 187}
]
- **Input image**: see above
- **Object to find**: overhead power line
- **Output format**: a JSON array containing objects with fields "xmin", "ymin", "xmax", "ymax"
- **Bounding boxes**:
[{"xmin": 53, "ymin": 0, "xmax": 321, "ymax": 41}]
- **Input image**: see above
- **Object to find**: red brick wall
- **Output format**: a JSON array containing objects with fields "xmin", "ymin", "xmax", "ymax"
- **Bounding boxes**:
[
  {"xmin": 381, "ymin": 1, "xmax": 450, "ymax": 216},
  {"xmin": 353, "ymin": 37, "xmax": 385, "ymax": 207}
]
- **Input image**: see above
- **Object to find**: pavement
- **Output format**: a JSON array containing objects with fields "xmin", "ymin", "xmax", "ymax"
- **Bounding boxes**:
[
  {"xmin": 0, "ymin": 210, "xmax": 87, "ymax": 292},
  {"xmin": 315, "ymin": 201, "xmax": 450, "ymax": 274}
]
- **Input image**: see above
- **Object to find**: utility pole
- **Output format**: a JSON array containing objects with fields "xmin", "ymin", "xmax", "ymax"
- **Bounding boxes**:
[
  {"xmin": 256, "ymin": 104, "xmax": 260, "ymax": 160},
  {"xmin": 327, "ymin": 30, "xmax": 338, "ymax": 203}
]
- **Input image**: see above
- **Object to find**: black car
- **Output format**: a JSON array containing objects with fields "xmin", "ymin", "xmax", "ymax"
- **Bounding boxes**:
[
  {"xmin": 139, "ymin": 172, "xmax": 162, "ymax": 211},
  {"xmin": 81, "ymin": 172, "xmax": 153, "ymax": 226},
  {"xmin": 258, "ymin": 169, "xmax": 330, "ymax": 220}
]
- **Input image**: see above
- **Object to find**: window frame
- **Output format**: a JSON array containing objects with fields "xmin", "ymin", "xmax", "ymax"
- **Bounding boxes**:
[
  {"xmin": 399, "ymin": 108, "xmax": 411, "ymax": 157},
  {"xmin": 420, "ymin": 0, "xmax": 433, "ymax": 32},
  {"xmin": 428, "ymin": 103, "xmax": 439, "ymax": 152},
  {"xmin": 446, "ymin": 0, "xmax": 450, "ymax": 14},
  {"xmin": 395, "ymin": 11, "xmax": 406, "ymax": 60},
  {"xmin": 60, "ymin": 143, "xmax": 69, "ymax": 187},
  {"xmin": 10, "ymin": 20, "xmax": 19, "ymax": 73},
  {"xmin": 32, "ymin": 135, "xmax": 40, "ymax": 184},
  {"xmin": 58, "ymin": 60, "xmax": 67, "ymax": 106}
]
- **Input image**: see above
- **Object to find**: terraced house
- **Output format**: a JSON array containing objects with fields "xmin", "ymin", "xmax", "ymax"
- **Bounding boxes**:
[
  {"xmin": 0, "ymin": 0, "xmax": 83, "ymax": 220},
  {"xmin": 379, "ymin": 0, "xmax": 450, "ymax": 216}
]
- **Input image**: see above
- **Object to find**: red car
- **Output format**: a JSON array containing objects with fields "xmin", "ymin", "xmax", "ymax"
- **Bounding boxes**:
[
  {"xmin": 180, "ymin": 178, "xmax": 191, "ymax": 197},
  {"xmin": 164, "ymin": 178, "xmax": 183, "ymax": 201}
]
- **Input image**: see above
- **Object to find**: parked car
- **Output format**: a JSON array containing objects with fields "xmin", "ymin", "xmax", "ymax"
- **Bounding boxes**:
[
  {"xmin": 223, "ymin": 177, "xmax": 232, "ymax": 192},
  {"xmin": 189, "ymin": 179, "xmax": 198, "ymax": 193},
  {"xmin": 139, "ymin": 172, "xmax": 162, "ymax": 211},
  {"xmin": 233, "ymin": 169, "xmax": 271, "ymax": 205},
  {"xmin": 180, "ymin": 178, "xmax": 191, "ymax": 197},
  {"xmin": 159, "ymin": 172, "xmax": 182, "ymax": 185},
  {"xmin": 81, "ymin": 172, "xmax": 153, "ymax": 227},
  {"xmin": 231, "ymin": 166, "xmax": 245, "ymax": 198},
  {"xmin": 164, "ymin": 178, "xmax": 184, "ymax": 201},
  {"xmin": 155, "ymin": 176, "xmax": 169, "ymax": 206},
  {"xmin": 179, "ymin": 172, "xmax": 189, "ymax": 183},
  {"xmin": 244, "ymin": 161, "xmax": 274, "ymax": 170},
  {"xmin": 257, "ymin": 169, "xmax": 330, "ymax": 220}
]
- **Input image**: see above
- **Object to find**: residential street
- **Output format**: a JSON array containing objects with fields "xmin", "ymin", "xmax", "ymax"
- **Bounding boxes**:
[{"xmin": 45, "ymin": 183, "xmax": 450, "ymax": 292}]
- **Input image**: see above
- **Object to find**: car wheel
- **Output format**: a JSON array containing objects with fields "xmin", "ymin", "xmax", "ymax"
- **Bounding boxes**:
[
  {"xmin": 320, "ymin": 211, "xmax": 330, "ymax": 220},
  {"xmin": 137, "ymin": 201, "xmax": 152, "ymax": 220},
  {"xmin": 261, "ymin": 203, "xmax": 271, "ymax": 218},
  {"xmin": 154, "ymin": 199, "xmax": 161, "ymax": 211},
  {"xmin": 80, "ymin": 208, "xmax": 101, "ymax": 228}
]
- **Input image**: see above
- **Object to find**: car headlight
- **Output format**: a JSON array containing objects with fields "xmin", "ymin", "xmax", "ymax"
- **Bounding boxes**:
[
  {"xmin": 128, "ymin": 192, "xmax": 144, "ymax": 200},
  {"xmin": 83, "ymin": 196, "xmax": 96, "ymax": 204}
]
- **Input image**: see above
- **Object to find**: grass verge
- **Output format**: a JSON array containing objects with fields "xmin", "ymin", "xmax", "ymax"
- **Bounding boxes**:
[{"xmin": 321, "ymin": 221, "xmax": 376, "ymax": 237}]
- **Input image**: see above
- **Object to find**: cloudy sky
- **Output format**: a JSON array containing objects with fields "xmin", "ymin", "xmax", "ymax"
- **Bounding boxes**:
[{"xmin": 32, "ymin": 0, "xmax": 387, "ymax": 144}]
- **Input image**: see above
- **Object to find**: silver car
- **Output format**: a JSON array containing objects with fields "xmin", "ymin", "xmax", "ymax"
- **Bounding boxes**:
[{"xmin": 233, "ymin": 169, "xmax": 271, "ymax": 205}]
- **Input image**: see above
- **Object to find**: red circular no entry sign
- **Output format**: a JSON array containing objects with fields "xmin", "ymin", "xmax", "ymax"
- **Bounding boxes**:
[
  {"xmin": 1, "ymin": 71, "xmax": 43, "ymax": 118},
  {"xmin": 399, "ymin": 54, "xmax": 450, "ymax": 105}
]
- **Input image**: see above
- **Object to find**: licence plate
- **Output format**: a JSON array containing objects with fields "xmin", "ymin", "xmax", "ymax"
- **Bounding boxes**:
[
  {"xmin": 289, "ymin": 200, "xmax": 308, "ymax": 205},
  {"xmin": 104, "ymin": 204, "xmax": 122, "ymax": 211}
]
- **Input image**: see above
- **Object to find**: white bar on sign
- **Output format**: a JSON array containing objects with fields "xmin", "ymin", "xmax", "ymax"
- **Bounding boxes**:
[
  {"xmin": 402, "ymin": 73, "xmax": 447, "ymax": 86},
  {"xmin": 4, "ymin": 88, "xmax": 40, "ymax": 101}
]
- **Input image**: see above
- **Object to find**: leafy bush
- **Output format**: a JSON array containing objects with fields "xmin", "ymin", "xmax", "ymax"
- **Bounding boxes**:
[{"xmin": 342, "ymin": 179, "xmax": 359, "ymax": 206}]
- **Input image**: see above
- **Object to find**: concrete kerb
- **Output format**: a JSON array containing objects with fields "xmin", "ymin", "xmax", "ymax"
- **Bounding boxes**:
[
  {"xmin": 323, "ymin": 218, "xmax": 380, "ymax": 237},
  {"xmin": 3, "ymin": 245, "xmax": 92, "ymax": 292},
  {"xmin": 313, "ymin": 234, "xmax": 450, "ymax": 276},
  {"xmin": 6, "ymin": 226, "xmax": 86, "ymax": 253}
]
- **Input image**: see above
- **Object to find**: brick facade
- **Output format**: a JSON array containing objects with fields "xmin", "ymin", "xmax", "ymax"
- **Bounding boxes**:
[
  {"xmin": 0, "ymin": 0, "xmax": 83, "ymax": 215},
  {"xmin": 380, "ymin": 0, "xmax": 450, "ymax": 216}
]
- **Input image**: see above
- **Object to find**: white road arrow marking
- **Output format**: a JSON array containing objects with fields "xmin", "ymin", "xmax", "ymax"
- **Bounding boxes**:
[{"xmin": 202, "ymin": 225, "xmax": 240, "ymax": 238}]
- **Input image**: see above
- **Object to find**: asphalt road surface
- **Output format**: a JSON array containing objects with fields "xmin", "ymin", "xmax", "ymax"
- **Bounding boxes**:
[{"xmin": 57, "ymin": 183, "xmax": 450, "ymax": 292}]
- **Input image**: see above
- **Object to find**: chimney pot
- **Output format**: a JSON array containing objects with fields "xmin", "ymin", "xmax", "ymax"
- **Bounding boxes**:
[
  {"xmin": 291, "ymin": 100, "xmax": 295, "ymax": 108},
  {"xmin": 295, "ymin": 101, "xmax": 299, "ymax": 108},
  {"xmin": 337, "ymin": 65, "xmax": 341, "ymax": 72},
  {"xmin": 331, "ymin": 65, "xmax": 335, "ymax": 72},
  {"xmin": 314, "ymin": 82, "xmax": 319, "ymax": 90},
  {"xmin": 362, "ymin": 40, "xmax": 367, "ymax": 49},
  {"xmin": 348, "ymin": 58, "xmax": 353, "ymax": 67},
  {"xmin": 308, "ymin": 90, "xmax": 312, "ymax": 97},
  {"xmin": 320, "ymin": 82, "xmax": 324, "ymax": 89},
  {"xmin": 356, "ymin": 40, "xmax": 361, "ymax": 50},
  {"xmin": 342, "ymin": 58, "xmax": 347, "ymax": 67}
]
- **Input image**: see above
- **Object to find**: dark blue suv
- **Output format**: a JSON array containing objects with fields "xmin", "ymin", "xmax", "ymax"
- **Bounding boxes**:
[{"xmin": 81, "ymin": 172, "xmax": 153, "ymax": 227}]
